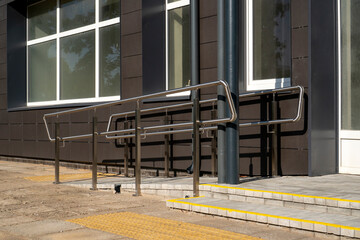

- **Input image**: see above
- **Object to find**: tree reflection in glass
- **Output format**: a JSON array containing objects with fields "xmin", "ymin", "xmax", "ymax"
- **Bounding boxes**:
[
  {"xmin": 60, "ymin": 0, "xmax": 95, "ymax": 32},
  {"xmin": 100, "ymin": 24, "xmax": 120, "ymax": 97},
  {"xmin": 28, "ymin": 0, "xmax": 56, "ymax": 40},
  {"xmin": 253, "ymin": 0, "xmax": 291, "ymax": 80},
  {"xmin": 60, "ymin": 31, "xmax": 95, "ymax": 100}
]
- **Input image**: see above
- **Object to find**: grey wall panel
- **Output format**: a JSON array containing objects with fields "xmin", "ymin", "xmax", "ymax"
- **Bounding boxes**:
[
  {"xmin": 7, "ymin": 1, "xmax": 26, "ymax": 109},
  {"xmin": 309, "ymin": 0, "xmax": 338, "ymax": 176}
]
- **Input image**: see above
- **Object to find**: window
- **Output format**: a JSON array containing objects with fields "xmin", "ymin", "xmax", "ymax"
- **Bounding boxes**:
[
  {"xmin": 246, "ymin": 0, "xmax": 291, "ymax": 91},
  {"xmin": 166, "ymin": 0, "xmax": 190, "ymax": 93},
  {"xmin": 27, "ymin": 0, "xmax": 120, "ymax": 106}
]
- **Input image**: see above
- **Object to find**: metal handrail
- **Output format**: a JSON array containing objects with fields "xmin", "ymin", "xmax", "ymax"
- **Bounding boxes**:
[
  {"xmin": 44, "ymin": 81, "xmax": 304, "ymax": 197},
  {"xmin": 239, "ymin": 85, "xmax": 304, "ymax": 128},
  {"xmin": 103, "ymin": 85, "xmax": 304, "ymax": 140},
  {"xmin": 43, "ymin": 80, "xmax": 236, "ymax": 142}
]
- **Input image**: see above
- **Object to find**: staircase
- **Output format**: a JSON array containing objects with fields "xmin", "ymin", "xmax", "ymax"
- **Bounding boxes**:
[{"xmin": 167, "ymin": 183, "xmax": 360, "ymax": 238}]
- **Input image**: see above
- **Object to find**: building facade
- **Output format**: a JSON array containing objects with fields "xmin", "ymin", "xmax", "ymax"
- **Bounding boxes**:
[{"xmin": 0, "ymin": 0, "xmax": 353, "ymax": 178}]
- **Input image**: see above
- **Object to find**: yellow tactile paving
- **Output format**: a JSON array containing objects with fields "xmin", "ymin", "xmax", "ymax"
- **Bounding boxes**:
[
  {"xmin": 24, "ymin": 172, "xmax": 117, "ymax": 182},
  {"xmin": 67, "ymin": 212, "xmax": 261, "ymax": 240}
]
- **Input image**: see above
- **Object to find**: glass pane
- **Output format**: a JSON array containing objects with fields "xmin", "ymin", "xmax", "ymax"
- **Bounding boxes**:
[
  {"xmin": 60, "ymin": 31, "xmax": 95, "ymax": 100},
  {"xmin": 341, "ymin": 0, "xmax": 360, "ymax": 130},
  {"xmin": 28, "ymin": 0, "xmax": 56, "ymax": 40},
  {"xmin": 168, "ymin": 6, "xmax": 190, "ymax": 90},
  {"xmin": 253, "ymin": 0, "xmax": 291, "ymax": 80},
  {"xmin": 100, "ymin": 24, "xmax": 120, "ymax": 97},
  {"xmin": 60, "ymin": 0, "xmax": 95, "ymax": 32},
  {"xmin": 100, "ymin": 0, "xmax": 120, "ymax": 21},
  {"xmin": 168, "ymin": 0, "xmax": 182, "ymax": 3},
  {"xmin": 28, "ymin": 40, "xmax": 56, "ymax": 102}
]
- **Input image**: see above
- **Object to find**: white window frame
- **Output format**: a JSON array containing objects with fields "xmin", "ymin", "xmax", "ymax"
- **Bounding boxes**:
[
  {"xmin": 166, "ymin": 0, "xmax": 190, "ymax": 97},
  {"xmin": 245, "ymin": 0, "xmax": 291, "ymax": 91},
  {"xmin": 26, "ymin": 0, "xmax": 121, "ymax": 107}
]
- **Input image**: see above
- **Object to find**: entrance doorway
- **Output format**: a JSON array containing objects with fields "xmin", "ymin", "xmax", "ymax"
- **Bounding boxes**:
[{"xmin": 339, "ymin": 0, "xmax": 360, "ymax": 174}]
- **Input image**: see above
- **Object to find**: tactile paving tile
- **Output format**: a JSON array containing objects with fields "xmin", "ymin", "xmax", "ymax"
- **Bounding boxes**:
[{"xmin": 67, "ymin": 212, "xmax": 261, "ymax": 240}]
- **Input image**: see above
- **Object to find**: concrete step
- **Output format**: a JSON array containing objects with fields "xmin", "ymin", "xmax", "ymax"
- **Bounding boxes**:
[
  {"xmin": 201, "ymin": 184, "xmax": 360, "ymax": 216},
  {"xmin": 167, "ymin": 196, "xmax": 360, "ymax": 239}
]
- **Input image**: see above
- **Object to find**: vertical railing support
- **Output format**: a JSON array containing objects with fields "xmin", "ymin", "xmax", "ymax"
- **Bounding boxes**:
[
  {"xmin": 91, "ymin": 116, "xmax": 98, "ymax": 190},
  {"xmin": 134, "ymin": 100, "xmax": 142, "ymax": 196},
  {"xmin": 271, "ymin": 94, "xmax": 279, "ymax": 176},
  {"xmin": 124, "ymin": 121, "xmax": 129, "ymax": 177},
  {"xmin": 192, "ymin": 92, "xmax": 200, "ymax": 197},
  {"xmin": 164, "ymin": 115, "xmax": 170, "ymax": 178},
  {"xmin": 211, "ymin": 109, "xmax": 217, "ymax": 177},
  {"xmin": 54, "ymin": 121, "xmax": 60, "ymax": 184}
]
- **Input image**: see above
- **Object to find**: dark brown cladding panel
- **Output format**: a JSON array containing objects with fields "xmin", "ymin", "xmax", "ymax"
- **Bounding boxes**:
[
  {"xmin": 122, "ymin": 10, "xmax": 142, "ymax": 36},
  {"xmin": 122, "ymin": 33, "xmax": 142, "ymax": 57},
  {"xmin": 121, "ymin": 0, "xmax": 141, "ymax": 15},
  {"xmin": 292, "ymin": 27, "xmax": 308, "ymax": 59},
  {"xmin": 291, "ymin": 0, "xmax": 308, "ymax": 27},
  {"xmin": 0, "ymin": 0, "xmax": 310, "ymax": 176},
  {"xmin": 200, "ymin": 16, "xmax": 217, "ymax": 44}
]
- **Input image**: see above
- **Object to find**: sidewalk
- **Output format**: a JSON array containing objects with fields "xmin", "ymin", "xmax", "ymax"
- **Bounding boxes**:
[{"xmin": 0, "ymin": 160, "xmax": 328, "ymax": 240}]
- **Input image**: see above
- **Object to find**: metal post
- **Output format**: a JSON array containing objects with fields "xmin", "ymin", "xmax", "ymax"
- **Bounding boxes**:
[
  {"xmin": 225, "ymin": 0, "xmax": 239, "ymax": 184},
  {"xmin": 91, "ymin": 116, "xmax": 98, "ymax": 190},
  {"xmin": 217, "ymin": 0, "xmax": 226, "ymax": 183},
  {"xmin": 134, "ymin": 101, "xmax": 142, "ymax": 196},
  {"xmin": 124, "ymin": 121, "xmax": 129, "ymax": 177},
  {"xmin": 271, "ymin": 94, "xmax": 279, "ymax": 176},
  {"xmin": 192, "ymin": 92, "xmax": 200, "ymax": 197},
  {"xmin": 54, "ymin": 122, "xmax": 60, "ymax": 184},
  {"xmin": 211, "ymin": 109, "xmax": 217, "ymax": 177},
  {"xmin": 164, "ymin": 115, "xmax": 170, "ymax": 178}
]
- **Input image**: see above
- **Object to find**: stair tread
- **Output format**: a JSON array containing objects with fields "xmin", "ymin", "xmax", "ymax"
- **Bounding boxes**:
[{"xmin": 169, "ymin": 196, "xmax": 360, "ymax": 229}]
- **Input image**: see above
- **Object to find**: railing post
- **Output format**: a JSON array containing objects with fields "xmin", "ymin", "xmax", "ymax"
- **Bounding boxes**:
[
  {"xmin": 54, "ymin": 121, "xmax": 60, "ymax": 184},
  {"xmin": 192, "ymin": 91, "xmax": 200, "ymax": 197},
  {"xmin": 271, "ymin": 93, "xmax": 279, "ymax": 177},
  {"xmin": 134, "ymin": 100, "xmax": 142, "ymax": 196},
  {"xmin": 164, "ymin": 115, "xmax": 170, "ymax": 177},
  {"xmin": 91, "ymin": 116, "xmax": 98, "ymax": 190},
  {"xmin": 211, "ymin": 109, "xmax": 217, "ymax": 177},
  {"xmin": 124, "ymin": 121, "xmax": 129, "ymax": 177}
]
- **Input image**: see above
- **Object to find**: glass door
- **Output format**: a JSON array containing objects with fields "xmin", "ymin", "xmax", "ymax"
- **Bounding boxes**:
[{"xmin": 339, "ymin": 0, "xmax": 360, "ymax": 174}]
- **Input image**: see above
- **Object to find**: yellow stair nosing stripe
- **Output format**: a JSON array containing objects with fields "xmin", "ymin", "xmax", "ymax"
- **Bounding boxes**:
[
  {"xmin": 201, "ymin": 183, "xmax": 360, "ymax": 204},
  {"xmin": 168, "ymin": 198, "xmax": 360, "ymax": 232}
]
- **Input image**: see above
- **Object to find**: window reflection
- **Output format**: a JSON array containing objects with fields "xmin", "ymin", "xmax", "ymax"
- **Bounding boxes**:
[
  {"xmin": 28, "ymin": 40, "xmax": 57, "ymax": 102},
  {"xmin": 100, "ymin": 24, "xmax": 120, "ymax": 97},
  {"xmin": 60, "ymin": 0, "xmax": 95, "ymax": 32},
  {"xmin": 168, "ymin": 6, "xmax": 190, "ymax": 90},
  {"xmin": 28, "ymin": 0, "xmax": 56, "ymax": 40},
  {"xmin": 100, "ymin": 0, "xmax": 120, "ymax": 21},
  {"xmin": 253, "ymin": 0, "xmax": 291, "ymax": 80},
  {"xmin": 60, "ymin": 31, "xmax": 95, "ymax": 99},
  {"xmin": 341, "ymin": 0, "xmax": 360, "ymax": 130}
]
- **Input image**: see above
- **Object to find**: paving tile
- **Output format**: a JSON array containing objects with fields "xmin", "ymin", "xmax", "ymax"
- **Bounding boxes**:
[
  {"xmin": 338, "ymin": 201, "xmax": 350, "ymax": 209},
  {"xmin": 282, "ymin": 194, "xmax": 293, "ymax": 202},
  {"xmin": 278, "ymin": 219, "xmax": 290, "ymax": 227},
  {"xmin": 2, "ymin": 220, "xmax": 81, "ymax": 237},
  {"xmin": 313, "ymin": 223, "xmax": 327, "ymax": 233},
  {"xmin": 340, "ymin": 228, "xmax": 355, "ymax": 238},
  {"xmin": 267, "ymin": 217, "xmax": 278, "ymax": 225},
  {"xmin": 289, "ymin": 220, "xmax": 302, "ymax": 229},
  {"xmin": 39, "ymin": 228, "xmax": 119, "ymax": 240},
  {"xmin": 327, "ymin": 226, "xmax": 341, "ymax": 235},
  {"xmin": 301, "ymin": 222, "xmax": 314, "ymax": 231},
  {"xmin": 229, "ymin": 194, "xmax": 246, "ymax": 202}
]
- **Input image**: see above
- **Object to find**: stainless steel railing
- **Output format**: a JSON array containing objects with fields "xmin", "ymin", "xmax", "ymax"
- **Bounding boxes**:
[
  {"xmin": 43, "ymin": 80, "xmax": 237, "ymax": 196},
  {"xmin": 43, "ymin": 81, "xmax": 304, "ymax": 196}
]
